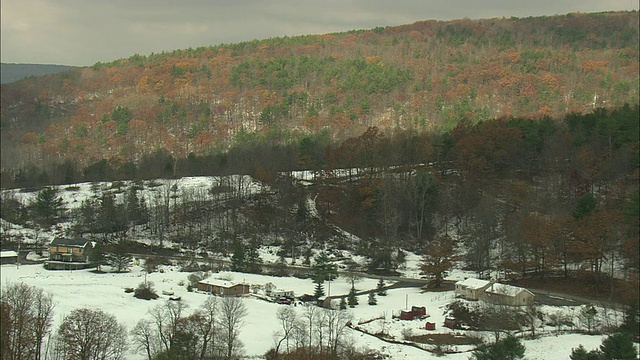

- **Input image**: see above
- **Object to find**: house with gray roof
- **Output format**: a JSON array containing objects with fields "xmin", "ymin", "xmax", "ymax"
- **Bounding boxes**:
[
  {"xmin": 46, "ymin": 237, "xmax": 93, "ymax": 270},
  {"xmin": 197, "ymin": 279, "xmax": 250, "ymax": 297},
  {"xmin": 455, "ymin": 278, "xmax": 535, "ymax": 306},
  {"xmin": 483, "ymin": 282, "xmax": 535, "ymax": 306},
  {"xmin": 454, "ymin": 278, "xmax": 492, "ymax": 300}
]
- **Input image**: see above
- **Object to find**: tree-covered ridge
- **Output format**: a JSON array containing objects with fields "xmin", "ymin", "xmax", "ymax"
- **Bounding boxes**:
[{"xmin": 0, "ymin": 11, "xmax": 638, "ymax": 177}]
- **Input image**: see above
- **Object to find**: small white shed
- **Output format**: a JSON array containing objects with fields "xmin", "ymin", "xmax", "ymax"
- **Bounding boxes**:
[
  {"xmin": 273, "ymin": 289, "xmax": 295, "ymax": 298},
  {"xmin": 0, "ymin": 251, "xmax": 18, "ymax": 265}
]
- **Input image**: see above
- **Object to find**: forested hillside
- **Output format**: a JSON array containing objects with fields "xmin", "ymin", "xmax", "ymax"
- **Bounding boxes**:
[
  {"xmin": 0, "ymin": 11, "xmax": 638, "ymax": 186},
  {"xmin": 1, "ymin": 105, "xmax": 638, "ymax": 304},
  {"xmin": 1, "ymin": 9, "xmax": 639, "ymax": 307}
]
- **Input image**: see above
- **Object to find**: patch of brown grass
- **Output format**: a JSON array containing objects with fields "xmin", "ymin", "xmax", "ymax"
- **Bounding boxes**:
[{"xmin": 407, "ymin": 333, "xmax": 483, "ymax": 346}]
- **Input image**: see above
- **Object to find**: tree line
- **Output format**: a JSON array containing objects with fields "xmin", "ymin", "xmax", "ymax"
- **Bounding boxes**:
[
  {"xmin": 1, "ymin": 281, "xmax": 388, "ymax": 360},
  {"xmin": 1, "ymin": 282, "xmax": 249, "ymax": 360}
]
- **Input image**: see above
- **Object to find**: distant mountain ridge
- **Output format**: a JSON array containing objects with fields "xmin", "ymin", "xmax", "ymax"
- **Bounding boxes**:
[{"xmin": 1, "ymin": 63, "xmax": 78, "ymax": 84}]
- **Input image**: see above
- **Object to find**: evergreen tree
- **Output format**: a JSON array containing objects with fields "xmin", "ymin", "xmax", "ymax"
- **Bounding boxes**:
[
  {"xmin": 310, "ymin": 251, "xmax": 337, "ymax": 302},
  {"xmin": 572, "ymin": 193, "xmax": 597, "ymax": 220},
  {"xmin": 77, "ymin": 198, "xmax": 100, "ymax": 234},
  {"xmin": 571, "ymin": 332, "xmax": 638, "ymax": 360},
  {"xmin": 295, "ymin": 197, "xmax": 307, "ymax": 223},
  {"xmin": 112, "ymin": 106, "xmax": 131, "ymax": 136},
  {"xmin": 376, "ymin": 278, "xmax": 387, "ymax": 296},
  {"xmin": 99, "ymin": 192, "xmax": 127, "ymax": 235},
  {"xmin": 471, "ymin": 335, "xmax": 525, "ymax": 360},
  {"xmin": 339, "ymin": 297, "xmax": 347, "ymax": 310},
  {"xmin": 245, "ymin": 238, "xmax": 263, "ymax": 273},
  {"xmin": 570, "ymin": 345, "xmax": 600, "ymax": 360},
  {"xmin": 347, "ymin": 286, "xmax": 358, "ymax": 307},
  {"xmin": 599, "ymin": 332, "xmax": 638, "ymax": 360},
  {"xmin": 231, "ymin": 240, "xmax": 247, "ymax": 272},
  {"xmin": 618, "ymin": 305, "xmax": 639, "ymax": 339},
  {"xmin": 31, "ymin": 187, "xmax": 64, "ymax": 228},
  {"xmin": 313, "ymin": 281, "xmax": 325, "ymax": 300},
  {"xmin": 311, "ymin": 251, "xmax": 338, "ymax": 282},
  {"xmin": 125, "ymin": 187, "xmax": 148, "ymax": 226},
  {"xmin": 368, "ymin": 292, "xmax": 377, "ymax": 305},
  {"xmin": 106, "ymin": 243, "xmax": 132, "ymax": 272},
  {"xmin": 89, "ymin": 242, "xmax": 106, "ymax": 272}
]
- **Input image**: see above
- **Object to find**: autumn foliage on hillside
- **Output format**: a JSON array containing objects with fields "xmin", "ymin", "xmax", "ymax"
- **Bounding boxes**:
[{"xmin": 0, "ymin": 11, "xmax": 638, "ymax": 179}]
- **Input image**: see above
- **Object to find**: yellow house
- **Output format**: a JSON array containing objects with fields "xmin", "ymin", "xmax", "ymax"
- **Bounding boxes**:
[{"xmin": 47, "ymin": 238, "xmax": 93, "ymax": 269}]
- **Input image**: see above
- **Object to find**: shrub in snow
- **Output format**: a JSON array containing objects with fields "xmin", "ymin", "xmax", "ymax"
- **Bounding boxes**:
[
  {"xmin": 134, "ymin": 281, "xmax": 159, "ymax": 300},
  {"xmin": 264, "ymin": 282, "xmax": 275, "ymax": 296},
  {"xmin": 376, "ymin": 278, "xmax": 387, "ymax": 296},
  {"xmin": 368, "ymin": 292, "xmax": 377, "ymax": 305},
  {"xmin": 144, "ymin": 256, "xmax": 169, "ymax": 273},
  {"xmin": 187, "ymin": 271, "xmax": 209, "ymax": 287},
  {"xmin": 250, "ymin": 284, "xmax": 262, "ymax": 294},
  {"xmin": 339, "ymin": 297, "xmax": 347, "ymax": 310}
]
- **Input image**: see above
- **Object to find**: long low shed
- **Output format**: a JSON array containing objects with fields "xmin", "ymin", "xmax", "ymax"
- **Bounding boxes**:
[{"xmin": 197, "ymin": 279, "xmax": 250, "ymax": 297}]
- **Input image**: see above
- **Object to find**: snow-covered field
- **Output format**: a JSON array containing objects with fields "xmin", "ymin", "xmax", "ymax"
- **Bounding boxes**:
[{"xmin": 1, "ymin": 262, "xmax": 607, "ymax": 360}]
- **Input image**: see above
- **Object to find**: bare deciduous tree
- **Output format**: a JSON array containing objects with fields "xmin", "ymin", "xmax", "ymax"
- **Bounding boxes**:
[
  {"xmin": 0, "ymin": 283, "xmax": 55, "ymax": 360},
  {"xmin": 301, "ymin": 302, "xmax": 318, "ymax": 350},
  {"xmin": 130, "ymin": 319, "xmax": 156, "ymax": 360},
  {"xmin": 192, "ymin": 296, "xmax": 220, "ymax": 360},
  {"xmin": 55, "ymin": 308, "xmax": 127, "ymax": 360},
  {"xmin": 273, "ymin": 306, "xmax": 299, "ymax": 356},
  {"xmin": 219, "ymin": 297, "xmax": 247, "ymax": 360},
  {"xmin": 148, "ymin": 300, "xmax": 188, "ymax": 354},
  {"xmin": 274, "ymin": 305, "xmax": 354, "ymax": 358},
  {"xmin": 133, "ymin": 298, "xmax": 220, "ymax": 360},
  {"xmin": 323, "ymin": 308, "xmax": 353, "ymax": 356}
]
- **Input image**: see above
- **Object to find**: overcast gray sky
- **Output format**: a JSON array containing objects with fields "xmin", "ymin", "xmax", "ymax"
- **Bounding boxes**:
[{"xmin": 1, "ymin": 0, "xmax": 637, "ymax": 66}]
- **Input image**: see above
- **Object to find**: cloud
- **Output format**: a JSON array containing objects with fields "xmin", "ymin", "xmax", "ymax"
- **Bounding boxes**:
[{"xmin": 1, "ymin": 0, "xmax": 637, "ymax": 66}]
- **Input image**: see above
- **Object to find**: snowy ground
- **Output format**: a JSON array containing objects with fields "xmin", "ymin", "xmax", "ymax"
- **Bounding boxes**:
[{"xmin": 1, "ymin": 262, "xmax": 609, "ymax": 360}]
